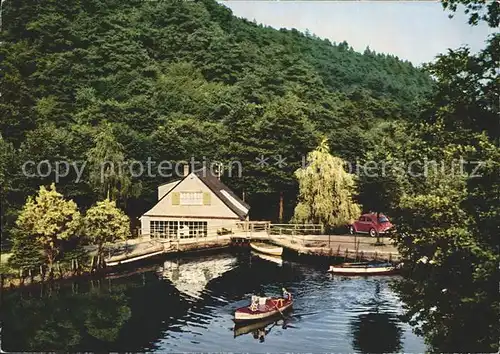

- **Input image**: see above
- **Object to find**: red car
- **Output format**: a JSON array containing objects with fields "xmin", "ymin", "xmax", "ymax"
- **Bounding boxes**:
[{"xmin": 348, "ymin": 213, "xmax": 393, "ymax": 237}]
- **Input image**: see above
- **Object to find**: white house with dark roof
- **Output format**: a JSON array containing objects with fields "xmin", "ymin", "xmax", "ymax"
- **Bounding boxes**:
[{"xmin": 139, "ymin": 166, "xmax": 250, "ymax": 239}]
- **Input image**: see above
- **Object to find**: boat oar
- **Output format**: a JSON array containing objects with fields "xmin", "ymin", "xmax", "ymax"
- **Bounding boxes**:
[{"xmin": 272, "ymin": 299, "xmax": 286, "ymax": 319}]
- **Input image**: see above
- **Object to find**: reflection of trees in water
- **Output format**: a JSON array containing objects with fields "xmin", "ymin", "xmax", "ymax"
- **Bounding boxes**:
[
  {"xmin": 2, "ymin": 254, "xmax": 306, "ymax": 352},
  {"xmin": 83, "ymin": 291, "xmax": 132, "ymax": 343},
  {"xmin": 351, "ymin": 312, "xmax": 403, "ymax": 353},
  {"xmin": 2, "ymin": 279, "xmax": 137, "ymax": 351},
  {"xmin": 350, "ymin": 281, "xmax": 403, "ymax": 354}
]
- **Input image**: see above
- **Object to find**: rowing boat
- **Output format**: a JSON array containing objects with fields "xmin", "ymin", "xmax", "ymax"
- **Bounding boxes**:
[
  {"xmin": 250, "ymin": 242, "xmax": 283, "ymax": 256},
  {"xmin": 327, "ymin": 261, "xmax": 398, "ymax": 275},
  {"xmin": 251, "ymin": 251, "xmax": 283, "ymax": 266},
  {"xmin": 234, "ymin": 295, "xmax": 293, "ymax": 322}
]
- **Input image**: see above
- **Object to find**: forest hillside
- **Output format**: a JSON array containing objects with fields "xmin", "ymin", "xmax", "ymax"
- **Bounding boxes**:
[{"xmin": 1, "ymin": 0, "xmax": 433, "ymax": 240}]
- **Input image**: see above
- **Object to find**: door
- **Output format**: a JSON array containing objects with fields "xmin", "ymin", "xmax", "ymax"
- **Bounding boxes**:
[
  {"xmin": 366, "ymin": 215, "xmax": 376, "ymax": 232},
  {"xmin": 356, "ymin": 216, "xmax": 369, "ymax": 233}
]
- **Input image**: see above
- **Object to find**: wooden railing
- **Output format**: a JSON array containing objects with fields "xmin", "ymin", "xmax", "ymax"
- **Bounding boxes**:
[
  {"xmin": 269, "ymin": 223, "xmax": 323, "ymax": 236},
  {"xmin": 235, "ymin": 221, "xmax": 271, "ymax": 233}
]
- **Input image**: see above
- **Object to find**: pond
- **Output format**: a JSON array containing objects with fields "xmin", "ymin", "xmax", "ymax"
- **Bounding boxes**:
[{"xmin": 1, "ymin": 251, "xmax": 426, "ymax": 352}]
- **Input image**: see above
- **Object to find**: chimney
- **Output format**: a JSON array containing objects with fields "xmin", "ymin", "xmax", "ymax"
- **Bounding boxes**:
[{"xmin": 183, "ymin": 164, "xmax": 189, "ymax": 177}]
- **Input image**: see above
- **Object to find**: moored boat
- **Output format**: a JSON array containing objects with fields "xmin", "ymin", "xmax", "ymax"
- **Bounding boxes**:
[
  {"xmin": 234, "ymin": 295, "xmax": 293, "ymax": 322},
  {"xmin": 327, "ymin": 261, "xmax": 399, "ymax": 276},
  {"xmin": 250, "ymin": 242, "xmax": 283, "ymax": 256},
  {"xmin": 251, "ymin": 251, "xmax": 283, "ymax": 266}
]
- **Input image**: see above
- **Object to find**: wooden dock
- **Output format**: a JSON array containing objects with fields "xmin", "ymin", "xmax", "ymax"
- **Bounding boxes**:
[
  {"xmin": 103, "ymin": 236, "xmax": 233, "ymax": 267},
  {"xmin": 268, "ymin": 235, "xmax": 400, "ymax": 261},
  {"xmin": 103, "ymin": 222, "xmax": 400, "ymax": 266},
  {"xmin": 232, "ymin": 222, "xmax": 400, "ymax": 261}
]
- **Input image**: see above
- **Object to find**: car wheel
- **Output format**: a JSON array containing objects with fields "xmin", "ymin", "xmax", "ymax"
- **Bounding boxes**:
[
  {"xmin": 369, "ymin": 228, "xmax": 377, "ymax": 237},
  {"xmin": 349, "ymin": 226, "xmax": 355, "ymax": 235}
]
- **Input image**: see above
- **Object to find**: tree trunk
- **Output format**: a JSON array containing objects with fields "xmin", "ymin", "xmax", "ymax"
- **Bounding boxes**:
[
  {"xmin": 47, "ymin": 254, "xmax": 54, "ymax": 280},
  {"xmin": 97, "ymin": 244, "xmax": 103, "ymax": 269},
  {"xmin": 279, "ymin": 191, "xmax": 284, "ymax": 223}
]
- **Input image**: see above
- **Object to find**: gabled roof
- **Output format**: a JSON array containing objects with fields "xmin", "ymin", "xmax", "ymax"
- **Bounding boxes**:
[
  {"xmin": 158, "ymin": 179, "xmax": 181, "ymax": 187},
  {"xmin": 194, "ymin": 168, "xmax": 250, "ymax": 220},
  {"xmin": 145, "ymin": 168, "xmax": 250, "ymax": 220}
]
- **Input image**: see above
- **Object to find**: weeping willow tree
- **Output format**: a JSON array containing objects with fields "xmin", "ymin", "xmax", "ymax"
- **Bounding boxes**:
[
  {"xmin": 86, "ymin": 124, "xmax": 141, "ymax": 208},
  {"xmin": 292, "ymin": 138, "xmax": 361, "ymax": 228}
]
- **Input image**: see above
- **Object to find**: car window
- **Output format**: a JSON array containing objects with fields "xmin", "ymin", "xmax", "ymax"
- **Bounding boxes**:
[
  {"xmin": 360, "ymin": 216, "xmax": 366, "ymax": 221},
  {"xmin": 378, "ymin": 216, "xmax": 389, "ymax": 223}
]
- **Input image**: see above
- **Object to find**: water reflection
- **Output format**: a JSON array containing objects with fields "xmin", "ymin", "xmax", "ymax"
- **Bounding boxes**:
[
  {"xmin": 2, "ymin": 279, "xmax": 137, "ymax": 351},
  {"xmin": 1, "ymin": 252, "xmax": 424, "ymax": 352},
  {"xmin": 158, "ymin": 254, "xmax": 237, "ymax": 299},
  {"xmin": 349, "ymin": 281, "xmax": 403, "ymax": 353},
  {"xmin": 234, "ymin": 315, "xmax": 290, "ymax": 343},
  {"xmin": 250, "ymin": 251, "xmax": 283, "ymax": 266},
  {"xmin": 351, "ymin": 313, "xmax": 403, "ymax": 353}
]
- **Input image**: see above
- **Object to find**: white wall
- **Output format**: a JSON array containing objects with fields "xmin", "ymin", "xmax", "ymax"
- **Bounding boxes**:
[
  {"xmin": 158, "ymin": 180, "xmax": 180, "ymax": 200},
  {"xmin": 140, "ymin": 173, "xmax": 241, "ymax": 236},
  {"xmin": 145, "ymin": 173, "xmax": 239, "ymax": 219}
]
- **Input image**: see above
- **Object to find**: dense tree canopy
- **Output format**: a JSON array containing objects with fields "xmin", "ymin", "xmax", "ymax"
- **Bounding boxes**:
[
  {"xmin": 14, "ymin": 183, "xmax": 81, "ymax": 277},
  {"xmin": 83, "ymin": 198, "xmax": 131, "ymax": 266},
  {"xmin": 0, "ymin": 0, "xmax": 434, "ymax": 244}
]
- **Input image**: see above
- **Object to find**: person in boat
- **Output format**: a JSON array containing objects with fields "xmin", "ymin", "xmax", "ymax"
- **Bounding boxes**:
[{"xmin": 282, "ymin": 288, "xmax": 291, "ymax": 301}]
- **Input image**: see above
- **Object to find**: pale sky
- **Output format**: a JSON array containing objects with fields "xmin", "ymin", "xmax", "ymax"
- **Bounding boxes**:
[{"xmin": 218, "ymin": 1, "xmax": 495, "ymax": 66}]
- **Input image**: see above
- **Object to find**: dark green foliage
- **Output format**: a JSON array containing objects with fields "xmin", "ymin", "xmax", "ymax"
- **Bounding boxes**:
[
  {"xmin": 0, "ymin": 0, "xmax": 433, "ymax": 230},
  {"xmin": 442, "ymin": 0, "xmax": 499, "ymax": 27},
  {"xmin": 7, "ymin": 228, "xmax": 45, "ymax": 272}
]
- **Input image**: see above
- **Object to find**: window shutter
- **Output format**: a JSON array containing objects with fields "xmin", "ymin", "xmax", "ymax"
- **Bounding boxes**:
[
  {"xmin": 172, "ymin": 192, "xmax": 180, "ymax": 205},
  {"xmin": 203, "ymin": 192, "xmax": 211, "ymax": 205}
]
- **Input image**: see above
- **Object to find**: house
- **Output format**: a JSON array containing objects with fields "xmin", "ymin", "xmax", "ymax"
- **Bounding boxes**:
[{"xmin": 139, "ymin": 166, "xmax": 250, "ymax": 239}]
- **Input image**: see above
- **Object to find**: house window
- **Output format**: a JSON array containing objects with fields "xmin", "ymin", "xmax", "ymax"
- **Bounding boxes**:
[
  {"xmin": 179, "ymin": 221, "xmax": 208, "ymax": 238},
  {"xmin": 180, "ymin": 191, "xmax": 203, "ymax": 205},
  {"xmin": 150, "ymin": 221, "xmax": 179, "ymax": 239},
  {"xmin": 150, "ymin": 220, "xmax": 208, "ymax": 239}
]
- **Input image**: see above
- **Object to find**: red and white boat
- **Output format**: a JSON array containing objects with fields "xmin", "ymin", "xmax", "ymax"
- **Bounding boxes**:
[
  {"xmin": 234, "ymin": 295, "xmax": 293, "ymax": 322},
  {"xmin": 327, "ymin": 262, "xmax": 399, "ymax": 276}
]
